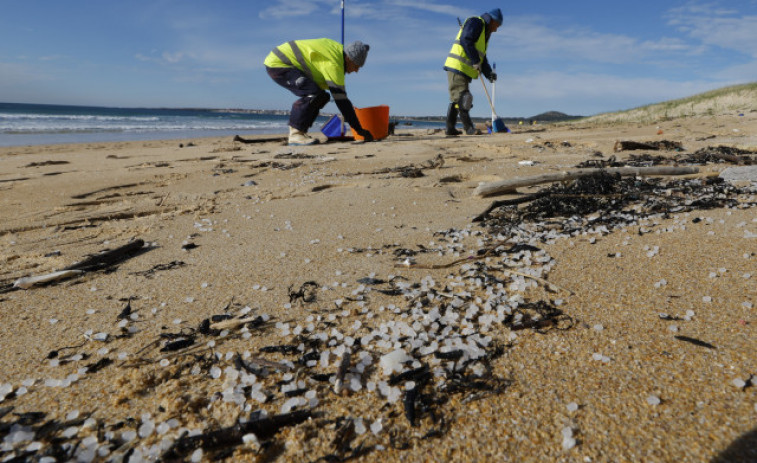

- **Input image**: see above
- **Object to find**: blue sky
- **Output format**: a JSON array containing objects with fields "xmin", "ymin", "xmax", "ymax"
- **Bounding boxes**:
[{"xmin": 1, "ymin": 0, "xmax": 755, "ymax": 117}]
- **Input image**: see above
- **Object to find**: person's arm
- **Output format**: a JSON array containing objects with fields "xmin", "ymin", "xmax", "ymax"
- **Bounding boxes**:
[
  {"xmin": 480, "ymin": 57, "xmax": 494, "ymax": 81},
  {"xmin": 332, "ymin": 90, "xmax": 373, "ymax": 141},
  {"xmin": 462, "ymin": 17, "xmax": 496, "ymax": 81},
  {"xmin": 460, "ymin": 17, "xmax": 484, "ymax": 67}
]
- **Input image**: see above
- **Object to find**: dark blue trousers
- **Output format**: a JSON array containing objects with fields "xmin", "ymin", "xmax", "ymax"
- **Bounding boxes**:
[{"xmin": 266, "ymin": 67, "xmax": 329, "ymax": 132}]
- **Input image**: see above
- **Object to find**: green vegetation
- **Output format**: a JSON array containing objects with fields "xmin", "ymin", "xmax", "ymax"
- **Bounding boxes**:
[{"xmin": 577, "ymin": 82, "xmax": 757, "ymax": 125}]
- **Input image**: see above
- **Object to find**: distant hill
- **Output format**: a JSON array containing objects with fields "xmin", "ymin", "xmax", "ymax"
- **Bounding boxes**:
[
  {"xmin": 525, "ymin": 111, "xmax": 583, "ymax": 122},
  {"xmin": 579, "ymin": 82, "xmax": 757, "ymax": 124}
]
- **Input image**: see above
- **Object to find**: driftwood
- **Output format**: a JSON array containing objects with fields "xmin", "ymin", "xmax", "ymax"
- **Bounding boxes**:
[
  {"xmin": 13, "ymin": 270, "xmax": 84, "ymax": 289},
  {"xmin": 474, "ymin": 166, "xmax": 700, "ymax": 197},
  {"xmin": 472, "ymin": 192, "xmax": 549, "ymax": 222},
  {"xmin": 8, "ymin": 240, "xmax": 146, "ymax": 291},
  {"xmin": 233, "ymin": 134, "xmax": 287, "ymax": 144}
]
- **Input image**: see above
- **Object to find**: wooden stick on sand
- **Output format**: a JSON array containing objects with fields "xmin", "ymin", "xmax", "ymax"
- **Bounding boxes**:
[{"xmin": 474, "ymin": 166, "xmax": 700, "ymax": 197}]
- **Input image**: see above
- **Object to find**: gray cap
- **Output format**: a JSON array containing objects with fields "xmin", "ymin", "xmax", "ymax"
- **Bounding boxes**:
[{"xmin": 344, "ymin": 41, "xmax": 370, "ymax": 68}]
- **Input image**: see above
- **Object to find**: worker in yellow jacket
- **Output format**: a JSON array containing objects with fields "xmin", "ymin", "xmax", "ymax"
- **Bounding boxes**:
[
  {"xmin": 265, "ymin": 38, "xmax": 374, "ymax": 145},
  {"xmin": 443, "ymin": 9, "xmax": 502, "ymax": 136}
]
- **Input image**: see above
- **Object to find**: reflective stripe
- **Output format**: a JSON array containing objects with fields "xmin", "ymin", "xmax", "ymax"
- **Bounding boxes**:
[
  {"xmin": 328, "ymin": 80, "xmax": 348, "ymax": 99},
  {"xmin": 447, "ymin": 52, "xmax": 473, "ymax": 67},
  {"xmin": 326, "ymin": 80, "xmax": 345, "ymax": 90},
  {"xmin": 271, "ymin": 47, "xmax": 294, "ymax": 67},
  {"xmin": 288, "ymin": 41, "xmax": 316, "ymax": 82},
  {"xmin": 450, "ymin": 41, "xmax": 484, "ymax": 63}
]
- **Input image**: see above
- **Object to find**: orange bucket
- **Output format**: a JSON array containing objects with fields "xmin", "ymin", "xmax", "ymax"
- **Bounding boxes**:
[{"xmin": 351, "ymin": 105, "xmax": 390, "ymax": 141}]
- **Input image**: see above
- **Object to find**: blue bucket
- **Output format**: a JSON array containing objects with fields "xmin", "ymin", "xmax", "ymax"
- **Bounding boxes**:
[{"xmin": 321, "ymin": 115, "xmax": 345, "ymax": 138}]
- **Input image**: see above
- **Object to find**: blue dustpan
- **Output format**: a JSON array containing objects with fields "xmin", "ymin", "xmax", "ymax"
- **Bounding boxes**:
[
  {"xmin": 492, "ymin": 118, "xmax": 508, "ymax": 133},
  {"xmin": 490, "ymin": 63, "xmax": 509, "ymax": 133}
]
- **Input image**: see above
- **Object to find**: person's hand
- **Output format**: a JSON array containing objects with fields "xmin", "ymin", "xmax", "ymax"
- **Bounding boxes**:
[
  {"xmin": 488, "ymin": 72, "xmax": 497, "ymax": 83},
  {"xmin": 358, "ymin": 129, "xmax": 374, "ymax": 142},
  {"xmin": 472, "ymin": 63, "xmax": 481, "ymax": 71}
]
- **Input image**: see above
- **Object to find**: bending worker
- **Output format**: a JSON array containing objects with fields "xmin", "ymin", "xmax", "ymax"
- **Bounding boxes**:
[
  {"xmin": 265, "ymin": 38, "xmax": 374, "ymax": 146},
  {"xmin": 443, "ymin": 8, "xmax": 502, "ymax": 136}
]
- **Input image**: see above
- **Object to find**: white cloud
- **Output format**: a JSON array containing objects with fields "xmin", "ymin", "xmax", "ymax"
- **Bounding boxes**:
[
  {"xmin": 259, "ymin": 0, "xmax": 333, "ymax": 19},
  {"xmin": 385, "ymin": 0, "xmax": 472, "ymax": 19},
  {"xmin": 496, "ymin": 20, "xmax": 699, "ymax": 65},
  {"xmin": 259, "ymin": 0, "xmax": 471, "ymax": 22},
  {"xmin": 668, "ymin": 3, "xmax": 757, "ymax": 57}
]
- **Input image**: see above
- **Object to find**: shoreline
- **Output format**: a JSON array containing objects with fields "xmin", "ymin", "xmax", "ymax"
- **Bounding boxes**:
[{"xmin": 1, "ymin": 115, "xmax": 755, "ymax": 462}]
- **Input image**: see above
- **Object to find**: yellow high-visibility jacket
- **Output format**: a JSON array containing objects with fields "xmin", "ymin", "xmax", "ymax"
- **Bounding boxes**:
[
  {"xmin": 444, "ymin": 16, "xmax": 487, "ymax": 80},
  {"xmin": 264, "ymin": 38, "xmax": 348, "ymax": 100}
]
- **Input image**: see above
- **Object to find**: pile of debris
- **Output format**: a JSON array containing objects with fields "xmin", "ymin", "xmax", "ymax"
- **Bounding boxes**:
[{"xmin": 478, "ymin": 171, "xmax": 757, "ymax": 238}]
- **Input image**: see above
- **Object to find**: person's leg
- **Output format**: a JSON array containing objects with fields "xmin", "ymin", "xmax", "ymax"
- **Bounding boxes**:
[
  {"xmin": 266, "ymin": 67, "xmax": 327, "ymax": 134},
  {"xmin": 454, "ymin": 77, "xmax": 476, "ymax": 135},
  {"xmin": 446, "ymin": 72, "xmax": 463, "ymax": 135},
  {"xmin": 445, "ymin": 103, "xmax": 461, "ymax": 136},
  {"xmin": 447, "ymin": 72, "xmax": 478, "ymax": 135},
  {"xmin": 458, "ymin": 103, "xmax": 476, "ymax": 135},
  {"xmin": 299, "ymin": 92, "xmax": 330, "ymax": 130}
]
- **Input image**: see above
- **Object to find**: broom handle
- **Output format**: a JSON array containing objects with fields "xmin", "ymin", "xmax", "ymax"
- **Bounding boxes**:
[
  {"xmin": 492, "ymin": 63, "xmax": 496, "ymax": 119},
  {"xmin": 479, "ymin": 73, "xmax": 497, "ymax": 116}
]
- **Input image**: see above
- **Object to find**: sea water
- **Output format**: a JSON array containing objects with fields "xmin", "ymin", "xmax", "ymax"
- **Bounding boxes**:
[{"xmin": 0, "ymin": 102, "xmax": 443, "ymax": 147}]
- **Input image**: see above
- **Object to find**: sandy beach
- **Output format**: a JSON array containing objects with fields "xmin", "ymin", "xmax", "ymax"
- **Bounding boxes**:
[{"xmin": 1, "ymin": 113, "xmax": 755, "ymax": 462}]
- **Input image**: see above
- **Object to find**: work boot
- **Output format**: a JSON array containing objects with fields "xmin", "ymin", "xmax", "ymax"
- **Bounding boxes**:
[
  {"xmin": 288, "ymin": 126, "xmax": 318, "ymax": 146},
  {"xmin": 459, "ymin": 110, "xmax": 477, "ymax": 135},
  {"xmin": 445, "ymin": 103, "xmax": 461, "ymax": 136}
]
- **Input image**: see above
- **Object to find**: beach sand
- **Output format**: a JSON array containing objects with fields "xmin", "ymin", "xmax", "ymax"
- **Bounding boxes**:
[{"xmin": 0, "ymin": 114, "xmax": 755, "ymax": 462}]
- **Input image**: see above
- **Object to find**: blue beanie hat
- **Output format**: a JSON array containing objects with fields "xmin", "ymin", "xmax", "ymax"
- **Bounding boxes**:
[{"xmin": 487, "ymin": 8, "xmax": 503, "ymax": 25}]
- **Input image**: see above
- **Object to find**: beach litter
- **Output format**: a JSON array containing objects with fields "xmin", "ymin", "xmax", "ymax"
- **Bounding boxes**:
[{"xmin": 2, "ymin": 129, "xmax": 757, "ymax": 461}]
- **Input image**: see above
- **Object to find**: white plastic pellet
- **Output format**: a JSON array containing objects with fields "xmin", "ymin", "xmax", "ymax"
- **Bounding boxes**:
[{"xmin": 370, "ymin": 419, "xmax": 383, "ymax": 435}]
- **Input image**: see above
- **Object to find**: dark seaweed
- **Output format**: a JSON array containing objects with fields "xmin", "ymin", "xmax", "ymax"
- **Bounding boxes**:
[{"xmin": 288, "ymin": 281, "xmax": 319, "ymax": 304}]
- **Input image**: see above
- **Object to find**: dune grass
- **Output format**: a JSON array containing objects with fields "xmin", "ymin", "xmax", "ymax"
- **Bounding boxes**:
[{"xmin": 576, "ymin": 82, "xmax": 757, "ymax": 125}]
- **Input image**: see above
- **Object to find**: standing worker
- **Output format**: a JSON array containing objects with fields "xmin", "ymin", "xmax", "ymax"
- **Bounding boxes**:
[
  {"xmin": 265, "ymin": 38, "xmax": 374, "ymax": 145},
  {"xmin": 443, "ymin": 8, "xmax": 502, "ymax": 136}
]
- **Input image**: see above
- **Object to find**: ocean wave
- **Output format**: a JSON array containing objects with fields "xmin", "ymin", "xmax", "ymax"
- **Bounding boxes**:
[
  {"xmin": 0, "ymin": 119, "xmax": 288, "ymax": 134},
  {"xmin": 0, "ymin": 113, "xmax": 161, "ymax": 122}
]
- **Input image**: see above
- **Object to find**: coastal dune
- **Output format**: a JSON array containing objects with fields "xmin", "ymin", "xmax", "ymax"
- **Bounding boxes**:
[{"xmin": 0, "ymin": 112, "xmax": 755, "ymax": 462}]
